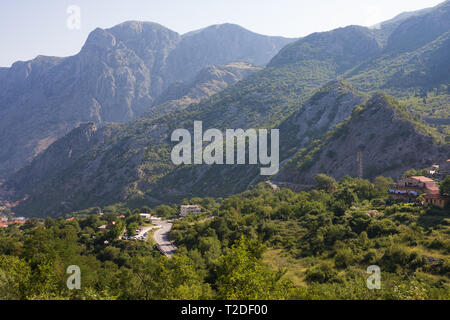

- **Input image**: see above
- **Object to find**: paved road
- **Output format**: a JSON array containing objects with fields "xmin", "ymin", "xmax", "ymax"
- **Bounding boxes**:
[{"xmin": 152, "ymin": 219, "xmax": 177, "ymax": 258}]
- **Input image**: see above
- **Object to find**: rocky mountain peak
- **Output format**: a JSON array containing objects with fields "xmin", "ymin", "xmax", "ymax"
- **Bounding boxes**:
[{"xmin": 82, "ymin": 28, "xmax": 118, "ymax": 51}]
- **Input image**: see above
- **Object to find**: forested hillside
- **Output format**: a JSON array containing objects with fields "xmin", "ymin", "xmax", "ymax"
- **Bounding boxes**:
[{"xmin": 1, "ymin": 178, "xmax": 449, "ymax": 299}]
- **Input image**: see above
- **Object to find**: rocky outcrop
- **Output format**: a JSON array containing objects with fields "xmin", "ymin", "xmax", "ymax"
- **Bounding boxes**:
[
  {"xmin": 277, "ymin": 94, "xmax": 449, "ymax": 184},
  {"xmin": 278, "ymin": 80, "xmax": 366, "ymax": 156},
  {"xmin": 147, "ymin": 62, "xmax": 261, "ymax": 118},
  {"xmin": 0, "ymin": 22, "xmax": 294, "ymax": 178}
]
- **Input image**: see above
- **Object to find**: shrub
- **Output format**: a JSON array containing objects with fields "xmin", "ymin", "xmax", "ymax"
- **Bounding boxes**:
[
  {"xmin": 305, "ymin": 261, "xmax": 338, "ymax": 284},
  {"xmin": 334, "ymin": 248, "xmax": 355, "ymax": 269}
]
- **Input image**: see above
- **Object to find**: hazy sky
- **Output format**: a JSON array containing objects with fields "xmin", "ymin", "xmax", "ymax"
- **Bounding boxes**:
[{"xmin": 0, "ymin": 0, "xmax": 444, "ymax": 67}]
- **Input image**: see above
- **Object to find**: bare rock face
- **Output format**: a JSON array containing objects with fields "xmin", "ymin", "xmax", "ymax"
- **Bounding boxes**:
[
  {"xmin": 278, "ymin": 94, "xmax": 449, "ymax": 184},
  {"xmin": 10, "ymin": 122, "xmax": 100, "ymax": 188},
  {"xmin": 278, "ymin": 80, "xmax": 366, "ymax": 156},
  {"xmin": 148, "ymin": 62, "xmax": 262, "ymax": 118},
  {"xmin": 165, "ymin": 23, "xmax": 294, "ymax": 84},
  {"xmin": 0, "ymin": 22, "xmax": 294, "ymax": 178}
]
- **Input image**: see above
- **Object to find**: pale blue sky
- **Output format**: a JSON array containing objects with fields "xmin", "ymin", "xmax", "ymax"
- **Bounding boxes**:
[{"xmin": 0, "ymin": 0, "xmax": 444, "ymax": 67}]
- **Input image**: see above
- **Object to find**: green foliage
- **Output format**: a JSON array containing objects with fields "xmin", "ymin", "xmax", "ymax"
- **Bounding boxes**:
[
  {"xmin": 1, "ymin": 176, "xmax": 450, "ymax": 300},
  {"xmin": 154, "ymin": 205, "xmax": 178, "ymax": 219},
  {"xmin": 215, "ymin": 237, "xmax": 291, "ymax": 299},
  {"xmin": 315, "ymin": 174, "xmax": 337, "ymax": 193},
  {"xmin": 440, "ymin": 175, "xmax": 450, "ymax": 196},
  {"xmin": 305, "ymin": 261, "xmax": 338, "ymax": 284}
]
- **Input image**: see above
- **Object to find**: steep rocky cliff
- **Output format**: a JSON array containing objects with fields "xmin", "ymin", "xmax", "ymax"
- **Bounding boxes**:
[
  {"xmin": 147, "ymin": 62, "xmax": 261, "ymax": 119},
  {"xmin": 0, "ymin": 22, "xmax": 293, "ymax": 178},
  {"xmin": 277, "ymin": 94, "xmax": 449, "ymax": 184}
]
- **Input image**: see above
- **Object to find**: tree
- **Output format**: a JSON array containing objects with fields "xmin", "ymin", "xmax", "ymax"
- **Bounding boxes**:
[
  {"xmin": 305, "ymin": 261, "xmax": 337, "ymax": 284},
  {"xmin": 127, "ymin": 222, "xmax": 139, "ymax": 237},
  {"xmin": 334, "ymin": 248, "xmax": 355, "ymax": 269},
  {"xmin": 374, "ymin": 176, "xmax": 395, "ymax": 197},
  {"xmin": 351, "ymin": 178, "xmax": 377, "ymax": 200},
  {"xmin": 315, "ymin": 174, "xmax": 337, "ymax": 193},
  {"xmin": 439, "ymin": 176, "xmax": 450, "ymax": 196},
  {"xmin": 140, "ymin": 206, "xmax": 151, "ymax": 213},
  {"xmin": 0, "ymin": 255, "xmax": 32, "ymax": 299},
  {"xmin": 22, "ymin": 218, "xmax": 40, "ymax": 230},
  {"xmin": 403, "ymin": 168, "xmax": 427, "ymax": 178},
  {"xmin": 155, "ymin": 205, "xmax": 177, "ymax": 218},
  {"xmin": 103, "ymin": 213, "xmax": 117, "ymax": 224},
  {"xmin": 332, "ymin": 187, "xmax": 358, "ymax": 215},
  {"xmin": 108, "ymin": 221, "xmax": 125, "ymax": 240},
  {"xmin": 215, "ymin": 237, "xmax": 292, "ymax": 299},
  {"xmin": 198, "ymin": 237, "xmax": 222, "ymax": 266}
]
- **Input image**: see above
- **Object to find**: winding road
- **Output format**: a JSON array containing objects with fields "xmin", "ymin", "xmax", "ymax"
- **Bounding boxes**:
[{"xmin": 152, "ymin": 218, "xmax": 178, "ymax": 258}]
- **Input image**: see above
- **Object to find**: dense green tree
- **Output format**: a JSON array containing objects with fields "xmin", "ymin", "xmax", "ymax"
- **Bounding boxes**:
[
  {"xmin": 374, "ymin": 176, "xmax": 395, "ymax": 197},
  {"xmin": 127, "ymin": 222, "xmax": 139, "ymax": 237},
  {"xmin": 155, "ymin": 205, "xmax": 177, "ymax": 219},
  {"xmin": 315, "ymin": 174, "xmax": 337, "ymax": 193},
  {"xmin": 215, "ymin": 237, "xmax": 292, "ymax": 300},
  {"xmin": 440, "ymin": 175, "xmax": 450, "ymax": 196}
]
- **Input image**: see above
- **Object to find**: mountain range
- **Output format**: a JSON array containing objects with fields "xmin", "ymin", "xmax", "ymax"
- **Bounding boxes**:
[
  {"xmin": 3, "ymin": 1, "xmax": 450, "ymax": 217},
  {"xmin": 0, "ymin": 22, "xmax": 293, "ymax": 178}
]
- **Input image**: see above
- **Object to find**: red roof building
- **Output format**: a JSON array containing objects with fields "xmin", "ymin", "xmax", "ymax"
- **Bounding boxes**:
[
  {"xmin": 425, "ymin": 194, "xmax": 449, "ymax": 209},
  {"xmin": 390, "ymin": 176, "xmax": 440, "ymax": 202}
]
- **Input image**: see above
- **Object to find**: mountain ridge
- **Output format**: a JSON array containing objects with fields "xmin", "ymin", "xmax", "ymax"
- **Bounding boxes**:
[
  {"xmin": 0, "ymin": 22, "xmax": 294, "ymax": 178},
  {"xmin": 4, "ymin": 1, "xmax": 450, "ymax": 217}
]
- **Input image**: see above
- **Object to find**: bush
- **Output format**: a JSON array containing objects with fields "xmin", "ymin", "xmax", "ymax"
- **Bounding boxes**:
[
  {"xmin": 363, "ymin": 249, "xmax": 379, "ymax": 265},
  {"xmin": 381, "ymin": 246, "xmax": 427, "ymax": 273},
  {"xmin": 334, "ymin": 248, "xmax": 355, "ymax": 269},
  {"xmin": 305, "ymin": 261, "xmax": 338, "ymax": 284},
  {"xmin": 367, "ymin": 220, "xmax": 398, "ymax": 238}
]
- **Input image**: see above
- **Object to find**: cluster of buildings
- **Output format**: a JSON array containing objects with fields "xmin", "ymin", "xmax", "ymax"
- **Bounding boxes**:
[
  {"xmin": 0, "ymin": 216, "xmax": 27, "ymax": 228},
  {"xmin": 389, "ymin": 175, "xmax": 448, "ymax": 209},
  {"xmin": 0, "ymin": 197, "xmax": 21, "ymax": 227},
  {"xmin": 0, "ymin": 200, "xmax": 20, "ymax": 211}
]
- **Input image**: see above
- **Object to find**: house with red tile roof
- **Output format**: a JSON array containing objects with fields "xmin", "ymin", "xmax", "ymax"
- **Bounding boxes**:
[{"xmin": 390, "ymin": 176, "xmax": 440, "ymax": 202}]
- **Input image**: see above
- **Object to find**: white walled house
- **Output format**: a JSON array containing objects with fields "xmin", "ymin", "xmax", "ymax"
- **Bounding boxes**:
[
  {"xmin": 140, "ymin": 213, "xmax": 152, "ymax": 219},
  {"xmin": 180, "ymin": 205, "xmax": 202, "ymax": 217}
]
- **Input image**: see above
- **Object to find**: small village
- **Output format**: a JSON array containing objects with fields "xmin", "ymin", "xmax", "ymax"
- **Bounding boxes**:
[
  {"xmin": 0, "ymin": 198, "xmax": 27, "ymax": 228},
  {"xmin": 71, "ymin": 205, "xmax": 204, "ymax": 257},
  {"xmin": 1, "ymin": 158, "xmax": 449, "ymax": 231},
  {"xmin": 388, "ymin": 159, "xmax": 450, "ymax": 209}
]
